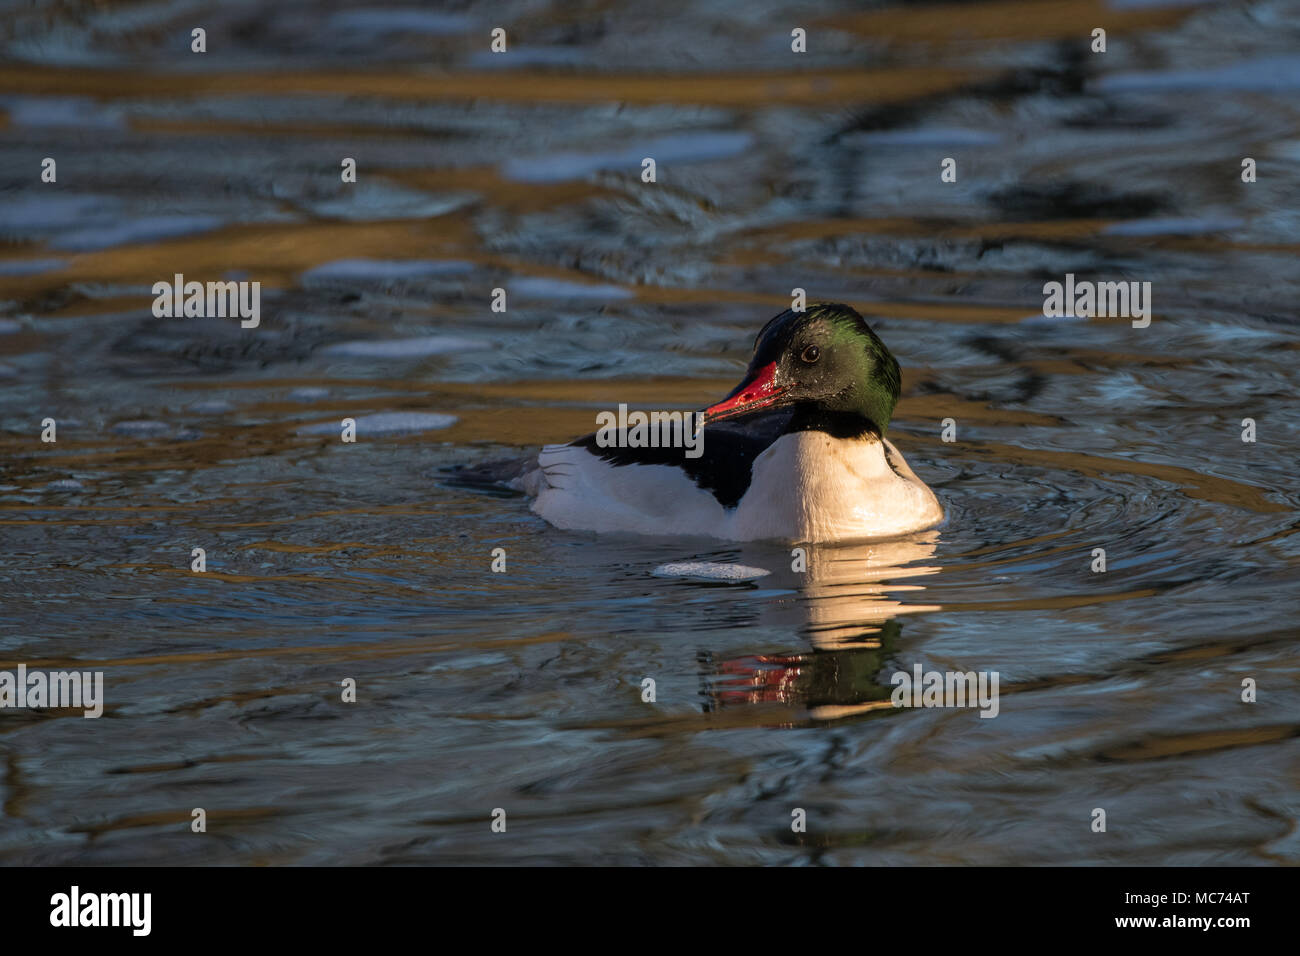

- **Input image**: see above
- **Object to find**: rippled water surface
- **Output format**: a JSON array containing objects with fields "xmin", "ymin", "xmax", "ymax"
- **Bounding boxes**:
[{"xmin": 2, "ymin": 0, "xmax": 1298, "ymax": 865}]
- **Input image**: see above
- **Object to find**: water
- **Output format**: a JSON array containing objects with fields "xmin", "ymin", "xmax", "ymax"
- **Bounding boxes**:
[{"xmin": 1, "ymin": 0, "xmax": 1298, "ymax": 865}]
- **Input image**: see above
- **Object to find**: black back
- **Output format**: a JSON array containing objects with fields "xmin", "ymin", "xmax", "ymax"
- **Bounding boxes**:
[{"xmin": 571, "ymin": 406, "xmax": 880, "ymax": 509}]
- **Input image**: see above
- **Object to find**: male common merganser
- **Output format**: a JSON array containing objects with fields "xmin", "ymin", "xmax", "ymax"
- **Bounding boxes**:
[{"xmin": 461, "ymin": 303, "xmax": 943, "ymax": 542}]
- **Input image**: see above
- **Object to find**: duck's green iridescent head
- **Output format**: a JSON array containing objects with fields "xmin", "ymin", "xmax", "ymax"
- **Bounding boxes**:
[{"xmin": 703, "ymin": 303, "xmax": 902, "ymax": 436}]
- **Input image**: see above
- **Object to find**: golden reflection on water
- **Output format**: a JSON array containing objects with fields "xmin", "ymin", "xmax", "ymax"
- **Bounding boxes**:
[{"xmin": 698, "ymin": 536, "xmax": 941, "ymax": 723}]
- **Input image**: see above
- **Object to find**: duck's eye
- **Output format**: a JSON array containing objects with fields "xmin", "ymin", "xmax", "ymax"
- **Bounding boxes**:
[{"xmin": 800, "ymin": 344, "xmax": 821, "ymax": 364}]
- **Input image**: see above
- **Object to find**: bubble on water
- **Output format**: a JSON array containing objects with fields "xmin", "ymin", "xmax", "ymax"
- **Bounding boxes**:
[
  {"xmin": 653, "ymin": 561, "xmax": 771, "ymax": 581},
  {"xmin": 321, "ymin": 336, "xmax": 489, "ymax": 358},
  {"xmin": 297, "ymin": 412, "xmax": 457, "ymax": 437}
]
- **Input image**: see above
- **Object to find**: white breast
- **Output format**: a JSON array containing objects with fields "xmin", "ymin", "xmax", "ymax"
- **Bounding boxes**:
[{"xmin": 728, "ymin": 432, "xmax": 944, "ymax": 541}]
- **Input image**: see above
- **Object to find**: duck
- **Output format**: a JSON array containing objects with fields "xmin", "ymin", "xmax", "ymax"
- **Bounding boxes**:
[{"xmin": 457, "ymin": 303, "xmax": 944, "ymax": 542}]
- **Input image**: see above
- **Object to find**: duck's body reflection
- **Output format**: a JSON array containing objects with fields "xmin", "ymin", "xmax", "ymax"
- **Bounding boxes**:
[{"xmin": 698, "ymin": 533, "xmax": 941, "ymax": 722}]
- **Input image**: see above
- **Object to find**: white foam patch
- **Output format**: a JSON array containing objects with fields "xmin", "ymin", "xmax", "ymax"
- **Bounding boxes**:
[
  {"xmin": 297, "ymin": 412, "xmax": 457, "ymax": 436},
  {"xmin": 321, "ymin": 335, "xmax": 488, "ymax": 358},
  {"xmin": 653, "ymin": 561, "xmax": 771, "ymax": 581}
]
